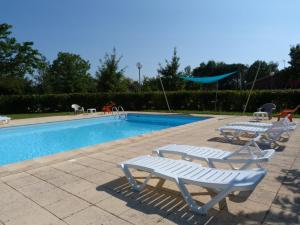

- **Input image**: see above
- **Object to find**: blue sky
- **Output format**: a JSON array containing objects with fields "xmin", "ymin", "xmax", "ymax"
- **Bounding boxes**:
[{"xmin": 1, "ymin": 0, "xmax": 300, "ymax": 80}]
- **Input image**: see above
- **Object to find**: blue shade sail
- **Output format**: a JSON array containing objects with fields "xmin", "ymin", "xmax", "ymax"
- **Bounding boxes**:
[{"xmin": 181, "ymin": 71, "xmax": 237, "ymax": 84}]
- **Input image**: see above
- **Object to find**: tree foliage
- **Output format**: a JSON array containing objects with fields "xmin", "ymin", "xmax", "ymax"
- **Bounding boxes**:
[
  {"xmin": 192, "ymin": 61, "xmax": 247, "ymax": 90},
  {"xmin": 0, "ymin": 23, "xmax": 44, "ymax": 94},
  {"xmin": 95, "ymin": 48, "xmax": 129, "ymax": 92},
  {"xmin": 244, "ymin": 60, "xmax": 278, "ymax": 85},
  {"xmin": 41, "ymin": 52, "xmax": 95, "ymax": 93},
  {"xmin": 157, "ymin": 48, "xmax": 184, "ymax": 91},
  {"xmin": 1, "ymin": 22, "xmax": 300, "ymax": 95},
  {"xmin": 142, "ymin": 76, "xmax": 160, "ymax": 91},
  {"xmin": 289, "ymin": 44, "xmax": 300, "ymax": 78}
]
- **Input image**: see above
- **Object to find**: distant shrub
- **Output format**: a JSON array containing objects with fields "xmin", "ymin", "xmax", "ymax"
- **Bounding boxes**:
[{"xmin": 0, "ymin": 90, "xmax": 299, "ymax": 114}]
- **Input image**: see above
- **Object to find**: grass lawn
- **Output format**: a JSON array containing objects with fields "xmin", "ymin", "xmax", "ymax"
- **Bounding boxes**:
[
  {"xmin": 7, "ymin": 112, "xmax": 73, "ymax": 119},
  {"xmin": 144, "ymin": 110, "xmax": 300, "ymax": 118},
  {"xmin": 144, "ymin": 110, "xmax": 253, "ymax": 116},
  {"xmin": 5, "ymin": 110, "xmax": 299, "ymax": 119}
]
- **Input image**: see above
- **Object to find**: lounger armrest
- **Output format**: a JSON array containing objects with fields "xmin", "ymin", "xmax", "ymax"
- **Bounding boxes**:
[
  {"xmin": 260, "ymin": 149, "xmax": 275, "ymax": 161},
  {"xmin": 253, "ymin": 135, "xmax": 262, "ymax": 143},
  {"xmin": 208, "ymin": 158, "xmax": 255, "ymax": 164}
]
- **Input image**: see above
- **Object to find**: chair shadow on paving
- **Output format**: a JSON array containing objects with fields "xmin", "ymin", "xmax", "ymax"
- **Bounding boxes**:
[
  {"xmin": 207, "ymin": 136, "xmax": 286, "ymax": 152},
  {"xmin": 257, "ymin": 169, "xmax": 300, "ymax": 225},
  {"xmin": 96, "ymin": 176, "xmax": 270, "ymax": 225},
  {"xmin": 271, "ymin": 169, "xmax": 300, "ymax": 221}
]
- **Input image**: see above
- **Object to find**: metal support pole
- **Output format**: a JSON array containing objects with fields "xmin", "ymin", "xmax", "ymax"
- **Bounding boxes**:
[
  {"xmin": 136, "ymin": 62, "xmax": 142, "ymax": 92},
  {"xmin": 243, "ymin": 62, "xmax": 261, "ymax": 114},
  {"xmin": 239, "ymin": 71, "xmax": 242, "ymax": 90},
  {"xmin": 215, "ymin": 82, "xmax": 218, "ymax": 111},
  {"xmin": 158, "ymin": 74, "xmax": 171, "ymax": 112},
  {"xmin": 138, "ymin": 68, "xmax": 141, "ymax": 92}
]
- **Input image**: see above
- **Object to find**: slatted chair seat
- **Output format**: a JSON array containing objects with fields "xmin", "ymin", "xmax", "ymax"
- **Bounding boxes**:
[
  {"xmin": 217, "ymin": 124, "xmax": 291, "ymax": 145},
  {"xmin": 154, "ymin": 139, "xmax": 274, "ymax": 170},
  {"xmin": 119, "ymin": 155, "xmax": 266, "ymax": 215}
]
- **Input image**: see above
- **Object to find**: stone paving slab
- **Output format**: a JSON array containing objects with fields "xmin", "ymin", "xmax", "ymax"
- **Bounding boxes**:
[
  {"xmin": 44, "ymin": 195, "xmax": 91, "ymax": 219},
  {"xmin": 63, "ymin": 206, "xmax": 132, "ymax": 225},
  {"xmin": 0, "ymin": 113, "xmax": 299, "ymax": 224}
]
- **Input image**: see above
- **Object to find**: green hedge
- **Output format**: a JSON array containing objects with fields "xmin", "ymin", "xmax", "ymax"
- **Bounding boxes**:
[{"xmin": 0, "ymin": 90, "xmax": 299, "ymax": 114}]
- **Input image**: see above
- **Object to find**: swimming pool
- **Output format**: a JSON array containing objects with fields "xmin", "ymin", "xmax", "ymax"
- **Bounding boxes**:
[{"xmin": 0, "ymin": 114, "xmax": 209, "ymax": 165}]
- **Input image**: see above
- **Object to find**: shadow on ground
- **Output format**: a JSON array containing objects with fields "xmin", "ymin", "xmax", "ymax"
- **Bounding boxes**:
[
  {"xmin": 96, "ymin": 176, "xmax": 278, "ymax": 225},
  {"xmin": 255, "ymin": 169, "xmax": 300, "ymax": 225},
  {"xmin": 262, "ymin": 168, "xmax": 300, "ymax": 224}
]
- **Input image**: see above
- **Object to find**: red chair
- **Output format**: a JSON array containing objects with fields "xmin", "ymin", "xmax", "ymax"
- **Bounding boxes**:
[
  {"xmin": 102, "ymin": 102, "xmax": 115, "ymax": 114},
  {"xmin": 277, "ymin": 105, "xmax": 300, "ymax": 122}
]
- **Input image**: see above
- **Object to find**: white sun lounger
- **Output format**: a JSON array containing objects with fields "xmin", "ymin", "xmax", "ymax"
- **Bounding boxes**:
[
  {"xmin": 228, "ymin": 118, "xmax": 297, "ymax": 131},
  {"xmin": 154, "ymin": 137, "xmax": 275, "ymax": 170},
  {"xmin": 217, "ymin": 124, "xmax": 290, "ymax": 144},
  {"xmin": 119, "ymin": 155, "xmax": 266, "ymax": 215},
  {"xmin": 0, "ymin": 116, "xmax": 11, "ymax": 124}
]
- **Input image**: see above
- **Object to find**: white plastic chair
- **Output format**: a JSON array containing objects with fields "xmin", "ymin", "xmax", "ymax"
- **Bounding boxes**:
[
  {"xmin": 0, "ymin": 116, "xmax": 11, "ymax": 124},
  {"xmin": 71, "ymin": 104, "xmax": 84, "ymax": 114},
  {"xmin": 119, "ymin": 155, "xmax": 266, "ymax": 215}
]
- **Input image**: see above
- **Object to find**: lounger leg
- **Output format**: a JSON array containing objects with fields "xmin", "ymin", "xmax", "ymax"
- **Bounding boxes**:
[
  {"xmin": 156, "ymin": 178, "xmax": 166, "ymax": 188},
  {"xmin": 156, "ymin": 150, "xmax": 164, "ymax": 157},
  {"xmin": 223, "ymin": 133, "xmax": 232, "ymax": 141},
  {"xmin": 200, "ymin": 188, "xmax": 232, "ymax": 214},
  {"xmin": 260, "ymin": 134, "xmax": 278, "ymax": 147},
  {"xmin": 176, "ymin": 179, "xmax": 232, "ymax": 215},
  {"xmin": 233, "ymin": 131, "xmax": 241, "ymax": 140},
  {"xmin": 222, "ymin": 131, "xmax": 240, "ymax": 141},
  {"xmin": 175, "ymin": 180, "xmax": 203, "ymax": 214},
  {"xmin": 182, "ymin": 155, "xmax": 192, "ymax": 162},
  {"xmin": 221, "ymin": 131, "xmax": 231, "ymax": 141},
  {"xmin": 207, "ymin": 189, "xmax": 228, "ymax": 210},
  {"xmin": 121, "ymin": 165, "xmax": 152, "ymax": 191},
  {"xmin": 239, "ymin": 160, "xmax": 258, "ymax": 170},
  {"xmin": 207, "ymin": 160, "xmax": 216, "ymax": 168}
]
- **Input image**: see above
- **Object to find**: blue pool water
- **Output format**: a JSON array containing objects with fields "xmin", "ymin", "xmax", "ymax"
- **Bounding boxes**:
[{"xmin": 0, "ymin": 114, "xmax": 208, "ymax": 165}]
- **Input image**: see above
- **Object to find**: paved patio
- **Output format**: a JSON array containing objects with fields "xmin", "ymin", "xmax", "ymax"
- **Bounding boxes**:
[{"xmin": 0, "ymin": 113, "xmax": 299, "ymax": 225}]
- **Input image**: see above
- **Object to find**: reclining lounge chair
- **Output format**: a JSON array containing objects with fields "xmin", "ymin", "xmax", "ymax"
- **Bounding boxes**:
[
  {"xmin": 227, "ymin": 117, "xmax": 297, "ymax": 131},
  {"xmin": 217, "ymin": 123, "xmax": 290, "ymax": 144},
  {"xmin": 119, "ymin": 156, "xmax": 266, "ymax": 215},
  {"xmin": 153, "ymin": 136, "xmax": 275, "ymax": 170}
]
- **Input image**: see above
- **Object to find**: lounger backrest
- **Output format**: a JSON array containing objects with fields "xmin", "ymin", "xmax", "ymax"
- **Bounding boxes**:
[
  {"xmin": 71, "ymin": 104, "xmax": 80, "ymax": 110},
  {"xmin": 259, "ymin": 103, "xmax": 276, "ymax": 114},
  {"xmin": 265, "ymin": 124, "xmax": 288, "ymax": 139}
]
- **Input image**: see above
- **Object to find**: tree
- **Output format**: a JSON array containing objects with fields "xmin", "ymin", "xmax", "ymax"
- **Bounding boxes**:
[
  {"xmin": 0, "ymin": 23, "xmax": 44, "ymax": 94},
  {"xmin": 183, "ymin": 65, "xmax": 203, "ymax": 90},
  {"xmin": 41, "ymin": 52, "xmax": 95, "ymax": 93},
  {"xmin": 192, "ymin": 61, "xmax": 247, "ymax": 90},
  {"xmin": 244, "ymin": 60, "xmax": 278, "ymax": 86},
  {"xmin": 157, "ymin": 48, "xmax": 184, "ymax": 91},
  {"xmin": 33, "ymin": 56, "xmax": 50, "ymax": 93},
  {"xmin": 142, "ymin": 76, "xmax": 160, "ymax": 91},
  {"xmin": 95, "ymin": 48, "xmax": 127, "ymax": 92},
  {"xmin": 289, "ymin": 44, "xmax": 300, "ymax": 78},
  {"xmin": 193, "ymin": 61, "xmax": 218, "ymax": 77}
]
